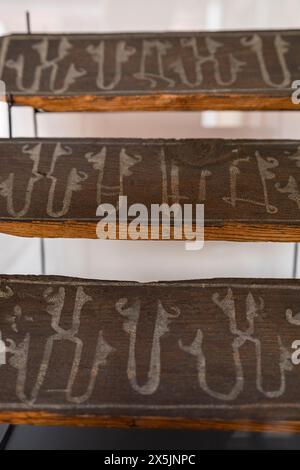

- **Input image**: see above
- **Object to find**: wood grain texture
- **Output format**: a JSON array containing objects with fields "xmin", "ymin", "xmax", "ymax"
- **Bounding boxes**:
[
  {"xmin": 1, "ymin": 138, "xmax": 300, "ymax": 240},
  {"xmin": 0, "ymin": 276, "xmax": 300, "ymax": 431},
  {"xmin": 0, "ymin": 31, "xmax": 300, "ymax": 111}
]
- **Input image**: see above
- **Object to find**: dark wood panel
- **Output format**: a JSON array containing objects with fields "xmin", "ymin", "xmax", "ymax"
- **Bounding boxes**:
[
  {"xmin": 0, "ymin": 31, "xmax": 300, "ymax": 110},
  {"xmin": 1, "ymin": 139, "xmax": 300, "ymax": 240},
  {"xmin": 0, "ymin": 276, "xmax": 300, "ymax": 431}
]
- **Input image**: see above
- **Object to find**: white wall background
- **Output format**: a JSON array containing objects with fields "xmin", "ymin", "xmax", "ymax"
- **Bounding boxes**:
[{"xmin": 0, "ymin": 0, "xmax": 299, "ymax": 281}]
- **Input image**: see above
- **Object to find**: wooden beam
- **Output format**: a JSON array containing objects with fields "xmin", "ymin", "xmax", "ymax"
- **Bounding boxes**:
[
  {"xmin": 0, "ymin": 31, "xmax": 299, "ymax": 111},
  {"xmin": 1, "ymin": 138, "xmax": 300, "ymax": 240},
  {"xmin": 0, "ymin": 275, "xmax": 300, "ymax": 431}
]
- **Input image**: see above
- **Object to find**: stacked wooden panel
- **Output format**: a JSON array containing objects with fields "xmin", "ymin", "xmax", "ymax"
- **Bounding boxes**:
[{"xmin": 0, "ymin": 30, "xmax": 300, "ymax": 431}]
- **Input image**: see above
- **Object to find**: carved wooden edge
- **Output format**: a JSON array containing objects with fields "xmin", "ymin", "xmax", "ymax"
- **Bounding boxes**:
[
  {"xmin": 0, "ymin": 412, "xmax": 299, "ymax": 433},
  {"xmin": 11, "ymin": 93, "xmax": 296, "ymax": 112},
  {"xmin": 1, "ymin": 221, "xmax": 300, "ymax": 241}
]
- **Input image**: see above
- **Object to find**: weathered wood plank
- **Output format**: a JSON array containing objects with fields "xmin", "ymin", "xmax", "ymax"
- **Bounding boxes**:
[
  {"xmin": 0, "ymin": 276, "xmax": 300, "ymax": 431},
  {"xmin": 1, "ymin": 138, "xmax": 300, "ymax": 240},
  {"xmin": 0, "ymin": 31, "xmax": 299, "ymax": 111}
]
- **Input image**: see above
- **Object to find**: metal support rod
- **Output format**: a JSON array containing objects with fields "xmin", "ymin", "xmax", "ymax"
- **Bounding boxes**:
[
  {"xmin": 0, "ymin": 95, "xmax": 14, "ymax": 452},
  {"xmin": 33, "ymin": 108, "xmax": 38, "ymax": 137}
]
